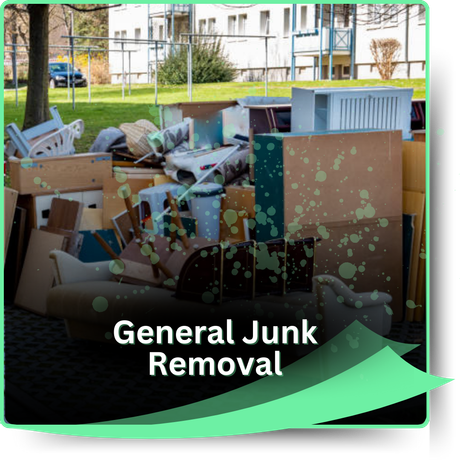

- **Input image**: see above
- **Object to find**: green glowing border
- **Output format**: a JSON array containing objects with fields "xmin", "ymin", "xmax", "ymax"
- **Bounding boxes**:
[{"xmin": 0, "ymin": 0, "xmax": 432, "ymax": 437}]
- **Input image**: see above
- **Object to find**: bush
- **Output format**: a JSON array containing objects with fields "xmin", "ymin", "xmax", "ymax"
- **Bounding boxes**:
[
  {"xmin": 157, "ymin": 38, "xmax": 236, "ymax": 85},
  {"xmin": 370, "ymin": 38, "xmax": 401, "ymax": 80},
  {"xmin": 75, "ymin": 53, "xmax": 110, "ymax": 85}
]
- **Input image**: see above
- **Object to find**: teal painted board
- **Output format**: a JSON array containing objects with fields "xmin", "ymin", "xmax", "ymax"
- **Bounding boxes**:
[
  {"xmin": 78, "ymin": 230, "xmax": 121, "ymax": 263},
  {"xmin": 253, "ymin": 135, "xmax": 284, "ymax": 242},
  {"xmin": 163, "ymin": 214, "xmax": 198, "ymax": 238}
]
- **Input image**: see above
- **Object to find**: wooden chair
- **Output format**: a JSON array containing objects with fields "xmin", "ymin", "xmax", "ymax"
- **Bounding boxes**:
[
  {"xmin": 175, "ymin": 237, "xmax": 318, "ymax": 305},
  {"xmin": 5, "ymin": 105, "xmax": 84, "ymax": 158}
]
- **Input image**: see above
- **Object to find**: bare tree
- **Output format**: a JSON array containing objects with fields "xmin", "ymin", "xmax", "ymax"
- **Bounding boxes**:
[{"xmin": 370, "ymin": 38, "xmax": 402, "ymax": 80}]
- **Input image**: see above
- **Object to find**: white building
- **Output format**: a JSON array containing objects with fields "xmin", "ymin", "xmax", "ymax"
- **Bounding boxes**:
[{"xmin": 108, "ymin": 3, "xmax": 426, "ymax": 84}]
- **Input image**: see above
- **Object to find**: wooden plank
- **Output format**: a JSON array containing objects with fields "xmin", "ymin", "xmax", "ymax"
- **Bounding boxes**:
[
  {"xmin": 4, "ymin": 206, "xmax": 27, "ymax": 299},
  {"xmin": 79, "ymin": 208, "xmax": 104, "ymax": 231},
  {"xmin": 412, "ymin": 130, "xmax": 426, "ymax": 142},
  {"xmin": 177, "ymin": 100, "xmax": 237, "ymax": 119},
  {"xmin": 222, "ymin": 185, "xmax": 256, "ymax": 217},
  {"xmin": 414, "ymin": 212, "xmax": 426, "ymax": 321},
  {"xmin": 112, "ymin": 205, "xmax": 139, "ymax": 247},
  {"xmin": 220, "ymin": 186, "xmax": 255, "ymax": 243},
  {"xmin": 403, "ymin": 141, "xmax": 426, "ymax": 193},
  {"xmin": 8, "ymin": 152, "xmax": 112, "ymax": 195},
  {"xmin": 4, "ymin": 187, "xmax": 18, "ymax": 262},
  {"xmin": 14, "ymin": 229, "xmax": 67, "ymax": 316},
  {"xmin": 40, "ymin": 226, "xmax": 84, "ymax": 258},
  {"xmin": 123, "ymin": 173, "xmax": 173, "ymax": 181},
  {"xmin": 47, "ymin": 197, "xmax": 84, "ymax": 232},
  {"xmin": 114, "ymin": 167, "xmax": 164, "ymax": 176},
  {"xmin": 102, "ymin": 178, "xmax": 154, "ymax": 229},
  {"xmin": 219, "ymin": 209, "xmax": 248, "ymax": 242},
  {"xmin": 403, "ymin": 190, "xmax": 425, "ymax": 320}
]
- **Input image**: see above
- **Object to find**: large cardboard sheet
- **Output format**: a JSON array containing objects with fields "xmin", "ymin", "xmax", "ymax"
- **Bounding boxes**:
[{"xmin": 15, "ymin": 229, "xmax": 67, "ymax": 315}]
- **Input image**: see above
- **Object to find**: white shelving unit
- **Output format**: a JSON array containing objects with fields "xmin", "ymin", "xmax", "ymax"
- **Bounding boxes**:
[{"xmin": 291, "ymin": 86, "xmax": 414, "ymax": 140}]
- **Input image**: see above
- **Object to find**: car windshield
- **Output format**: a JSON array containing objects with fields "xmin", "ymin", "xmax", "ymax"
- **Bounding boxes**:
[{"xmin": 49, "ymin": 63, "xmax": 75, "ymax": 73}]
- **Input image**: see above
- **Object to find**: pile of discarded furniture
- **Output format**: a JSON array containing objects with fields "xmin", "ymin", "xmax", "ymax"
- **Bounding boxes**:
[{"xmin": 4, "ymin": 85, "xmax": 426, "ymax": 345}]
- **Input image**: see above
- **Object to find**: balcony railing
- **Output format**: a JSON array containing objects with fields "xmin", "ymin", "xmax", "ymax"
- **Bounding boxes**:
[{"xmin": 294, "ymin": 28, "xmax": 352, "ymax": 54}]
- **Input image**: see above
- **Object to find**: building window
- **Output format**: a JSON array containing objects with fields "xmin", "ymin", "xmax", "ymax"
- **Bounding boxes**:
[
  {"xmin": 368, "ymin": 4, "xmax": 381, "ymax": 25},
  {"xmin": 260, "ymin": 11, "xmax": 270, "ymax": 35},
  {"xmin": 158, "ymin": 25, "xmax": 164, "ymax": 40},
  {"xmin": 238, "ymin": 14, "xmax": 247, "ymax": 35},
  {"xmin": 382, "ymin": 4, "xmax": 397, "ymax": 24},
  {"xmin": 114, "ymin": 31, "xmax": 121, "ymax": 49},
  {"xmin": 418, "ymin": 4, "xmax": 425, "ymax": 24},
  {"xmin": 134, "ymin": 28, "xmax": 141, "ymax": 49},
  {"xmin": 283, "ymin": 8, "xmax": 290, "ymax": 37},
  {"xmin": 300, "ymin": 6, "xmax": 307, "ymax": 30},
  {"xmin": 198, "ymin": 19, "xmax": 206, "ymax": 34},
  {"xmin": 390, "ymin": 5, "xmax": 398, "ymax": 23},
  {"xmin": 208, "ymin": 18, "xmax": 216, "ymax": 33},
  {"xmin": 341, "ymin": 4, "xmax": 350, "ymax": 27},
  {"xmin": 343, "ymin": 65, "xmax": 350, "ymax": 77},
  {"xmin": 228, "ymin": 15, "xmax": 236, "ymax": 35},
  {"xmin": 314, "ymin": 4, "xmax": 330, "ymax": 28}
]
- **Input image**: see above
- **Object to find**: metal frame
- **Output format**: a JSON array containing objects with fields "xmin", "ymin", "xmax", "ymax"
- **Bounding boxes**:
[
  {"xmin": 5, "ymin": 42, "xmax": 103, "ymax": 107},
  {"xmin": 180, "ymin": 32, "xmax": 276, "ymax": 99},
  {"xmin": 62, "ymin": 35, "xmax": 190, "ymax": 108}
]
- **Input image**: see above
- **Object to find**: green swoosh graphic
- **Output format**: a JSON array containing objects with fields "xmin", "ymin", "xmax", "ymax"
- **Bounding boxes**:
[
  {"xmin": 96, "ymin": 347, "xmax": 450, "ymax": 438},
  {"xmin": 12, "ymin": 324, "xmax": 450, "ymax": 438},
  {"xmin": 99, "ymin": 321, "xmax": 419, "ymax": 426}
]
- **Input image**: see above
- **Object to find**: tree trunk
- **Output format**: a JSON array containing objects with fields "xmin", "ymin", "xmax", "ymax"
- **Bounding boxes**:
[{"xmin": 23, "ymin": 5, "xmax": 49, "ymax": 130}]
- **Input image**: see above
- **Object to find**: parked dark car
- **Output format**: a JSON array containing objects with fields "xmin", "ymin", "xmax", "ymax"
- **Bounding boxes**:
[{"xmin": 49, "ymin": 62, "xmax": 87, "ymax": 88}]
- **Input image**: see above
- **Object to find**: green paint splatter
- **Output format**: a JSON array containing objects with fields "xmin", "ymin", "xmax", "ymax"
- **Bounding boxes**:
[
  {"xmin": 316, "ymin": 171, "xmax": 327, "ymax": 182},
  {"xmin": 202, "ymin": 292, "xmax": 215, "ymax": 303},
  {"xmin": 109, "ymin": 259, "xmax": 124, "ymax": 275},
  {"xmin": 92, "ymin": 296, "xmax": 108, "ymax": 313},
  {"xmin": 223, "ymin": 209, "xmax": 238, "ymax": 226},
  {"xmin": 339, "ymin": 262, "xmax": 357, "ymax": 279},
  {"xmin": 118, "ymin": 184, "xmax": 131, "ymax": 199}
]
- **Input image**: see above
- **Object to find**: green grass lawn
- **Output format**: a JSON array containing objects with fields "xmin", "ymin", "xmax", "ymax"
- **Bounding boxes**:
[{"xmin": 3, "ymin": 78, "xmax": 425, "ymax": 152}]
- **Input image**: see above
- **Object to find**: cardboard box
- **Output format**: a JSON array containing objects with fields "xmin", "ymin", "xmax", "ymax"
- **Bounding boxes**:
[
  {"xmin": 8, "ymin": 152, "xmax": 112, "ymax": 195},
  {"xmin": 254, "ymin": 130, "xmax": 404, "ymax": 320}
]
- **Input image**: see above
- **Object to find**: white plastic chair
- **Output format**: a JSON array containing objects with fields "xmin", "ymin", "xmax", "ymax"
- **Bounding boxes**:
[{"xmin": 5, "ymin": 106, "xmax": 84, "ymax": 158}]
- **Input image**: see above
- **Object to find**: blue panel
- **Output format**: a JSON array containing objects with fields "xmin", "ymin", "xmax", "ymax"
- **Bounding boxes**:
[{"xmin": 254, "ymin": 134, "xmax": 284, "ymax": 242}]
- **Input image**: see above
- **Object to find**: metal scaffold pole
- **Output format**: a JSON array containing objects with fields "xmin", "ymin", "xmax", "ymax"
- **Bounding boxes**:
[
  {"xmin": 155, "ymin": 43, "xmax": 159, "ymax": 106},
  {"xmin": 121, "ymin": 41, "xmax": 125, "ymax": 100}
]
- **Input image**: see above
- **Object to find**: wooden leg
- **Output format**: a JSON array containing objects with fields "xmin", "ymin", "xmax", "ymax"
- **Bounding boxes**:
[{"xmin": 166, "ymin": 191, "xmax": 190, "ymax": 249}]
